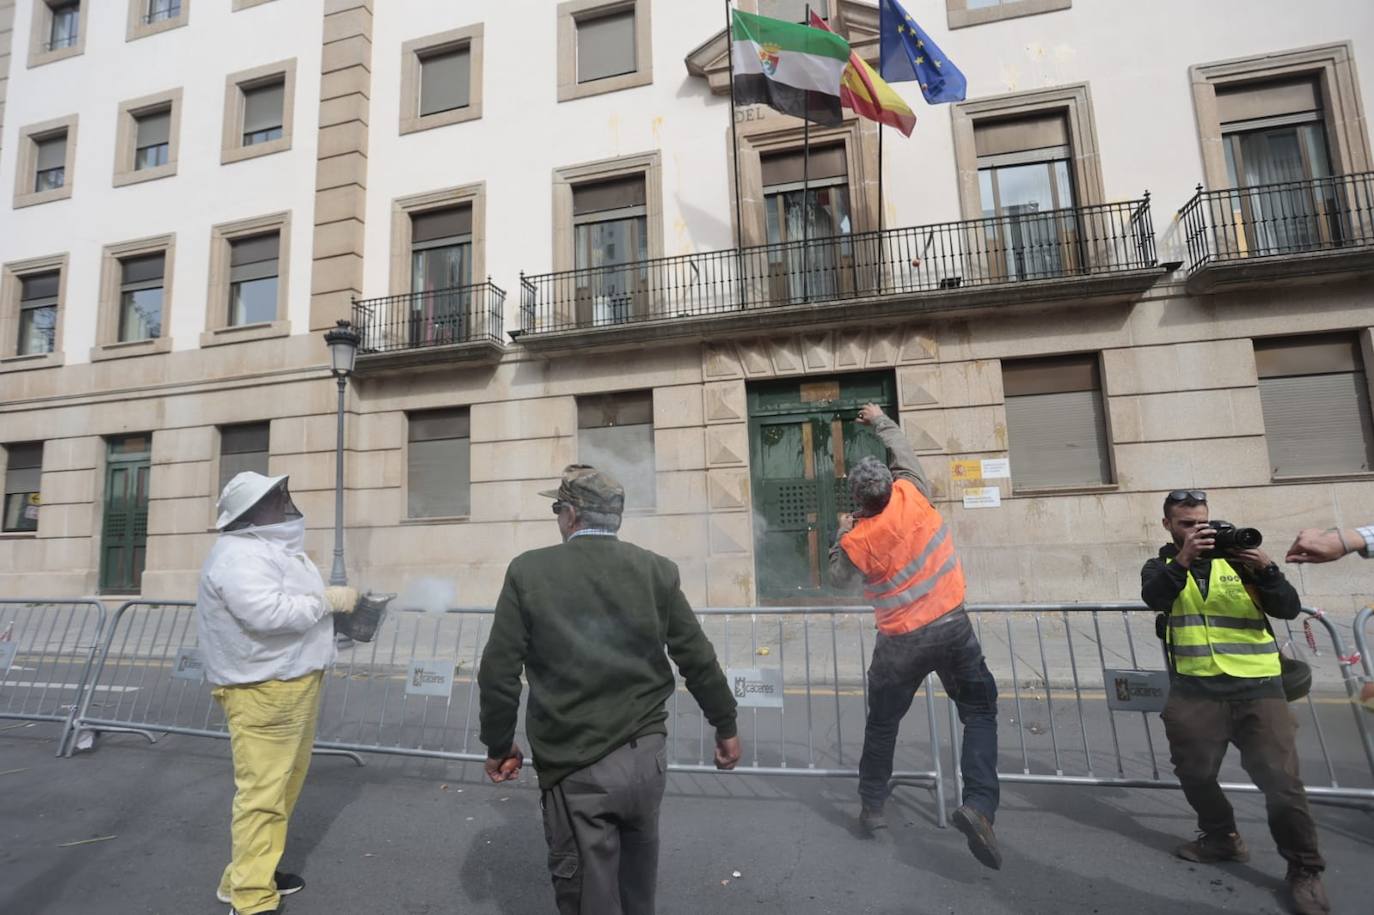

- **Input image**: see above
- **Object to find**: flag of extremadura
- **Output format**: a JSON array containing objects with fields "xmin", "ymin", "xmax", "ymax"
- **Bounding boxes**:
[{"xmin": 731, "ymin": 9, "xmax": 849, "ymax": 127}]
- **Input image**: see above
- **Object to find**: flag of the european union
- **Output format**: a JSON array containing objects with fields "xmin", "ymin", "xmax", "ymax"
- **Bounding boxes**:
[{"xmin": 878, "ymin": 0, "xmax": 967, "ymax": 104}]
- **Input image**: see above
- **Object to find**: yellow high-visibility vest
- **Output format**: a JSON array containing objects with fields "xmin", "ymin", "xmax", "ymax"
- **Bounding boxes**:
[{"xmin": 1165, "ymin": 558, "xmax": 1281, "ymax": 678}]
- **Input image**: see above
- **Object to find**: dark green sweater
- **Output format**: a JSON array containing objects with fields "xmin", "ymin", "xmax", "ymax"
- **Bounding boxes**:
[{"xmin": 478, "ymin": 535, "xmax": 738, "ymax": 789}]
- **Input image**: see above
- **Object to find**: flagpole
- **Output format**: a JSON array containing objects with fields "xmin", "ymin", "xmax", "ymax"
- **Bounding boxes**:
[
  {"xmin": 802, "ymin": 3, "xmax": 811, "ymax": 304},
  {"xmin": 725, "ymin": 0, "xmax": 746, "ymax": 310},
  {"xmin": 877, "ymin": 120, "xmax": 884, "ymax": 294},
  {"xmin": 878, "ymin": 123, "xmax": 884, "ymax": 236}
]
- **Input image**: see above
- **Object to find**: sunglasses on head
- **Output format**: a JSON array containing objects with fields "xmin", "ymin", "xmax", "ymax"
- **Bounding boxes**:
[{"xmin": 1166, "ymin": 490, "xmax": 1207, "ymax": 503}]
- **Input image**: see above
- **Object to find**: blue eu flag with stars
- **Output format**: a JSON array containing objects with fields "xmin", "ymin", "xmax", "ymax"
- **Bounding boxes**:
[{"xmin": 878, "ymin": 0, "xmax": 967, "ymax": 104}]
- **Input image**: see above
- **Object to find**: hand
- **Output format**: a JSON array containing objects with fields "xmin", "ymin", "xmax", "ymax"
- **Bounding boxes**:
[
  {"xmin": 324, "ymin": 586, "xmax": 359, "ymax": 613},
  {"xmin": 714, "ymin": 734, "xmax": 741, "ymax": 771},
  {"xmin": 857, "ymin": 403, "xmax": 885, "ymax": 426},
  {"xmin": 1175, "ymin": 524, "xmax": 1215, "ymax": 568},
  {"xmin": 1286, "ymin": 528, "xmax": 1358, "ymax": 564},
  {"xmin": 837, "ymin": 513, "xmax": 855, "ymax": 536},
  {"xmin": 484, "ymin": 742, "xmax": 524, "ymax": 783},
  {"xmin": 1229, "ymin": 547, "xmax": 1272, "ymax": 573}
]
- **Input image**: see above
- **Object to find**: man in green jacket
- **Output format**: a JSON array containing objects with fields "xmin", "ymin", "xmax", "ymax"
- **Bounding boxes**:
[{"xmin": 479, "ymin": 464, "xmax": 741, "ymax": 915}]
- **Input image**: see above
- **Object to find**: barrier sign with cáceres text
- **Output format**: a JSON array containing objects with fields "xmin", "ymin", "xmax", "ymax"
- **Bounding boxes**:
[
  {"xmin": 171, "ymin": 648, "xmax": 206, "ymax": 683},
  {"xmin": 405, "ymin": 659, "xmax": 454, "ymax": 697},
  {"xmin": 726, "ymin": 667, "xmax": 784, "ymax": 709},
  {"xmin": 1104, "ymin": 668, "xmax": 1170, "ymax": 713}
]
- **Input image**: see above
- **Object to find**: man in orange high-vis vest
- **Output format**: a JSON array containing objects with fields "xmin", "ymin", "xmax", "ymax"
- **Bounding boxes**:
[{"xmin": 830, "ymin": 403, "xmax": 1002, "ymax": 870}]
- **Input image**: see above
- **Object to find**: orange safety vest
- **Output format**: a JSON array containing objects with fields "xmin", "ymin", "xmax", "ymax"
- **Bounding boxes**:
[{"xmin": 840, "ymin": 478, "xmax": 965, "ymax": 635}]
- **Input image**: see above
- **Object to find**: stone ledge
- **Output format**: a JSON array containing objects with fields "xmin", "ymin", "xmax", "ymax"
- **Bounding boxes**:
[
  {"xmin": 355, "ymin": 339, "xmax": 505, "ymax": 374},
  {"xmin": 1185, "ymin": 246, "xmax": 1374, "ymax": 294}
]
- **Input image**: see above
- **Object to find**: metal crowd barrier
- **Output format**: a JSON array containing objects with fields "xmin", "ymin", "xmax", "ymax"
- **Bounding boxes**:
[
  {"xmin": 1355, "ymin": 606, "xmax": 1374, "ymax": 769},
  {"xmin": 945, "ymin": 604, "xmax": 1374, "ymax": 804},
  {"xmin": 63, "ymin": 601, "xmax": 362, "ymax": 764},
  {"xmin": 50, "ymin": 598, "xmax": 1374, "ymax": 811},
  {"xmin": 63, "ymin": 601, "xmax": 947, "ymax": 820},
  {"xmin": 0, "ymin": 598, "xmax": 107, "ymax": 757},
  {"xmin": 1356, "ymin": 606, "xmax": 1373, "ymax": 681}
]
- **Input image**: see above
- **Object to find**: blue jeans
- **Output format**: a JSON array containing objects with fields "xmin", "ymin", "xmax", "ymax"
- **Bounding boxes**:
[{"xmin": 858, "ymin": 607, "xmax": 1000, "ymax": 820}]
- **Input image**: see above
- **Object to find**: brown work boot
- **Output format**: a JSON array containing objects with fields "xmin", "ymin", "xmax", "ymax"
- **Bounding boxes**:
[
  {"xmin": 951, "ymin": 805, "xmax": 1002, "ymax": 870},
  {"xmin": 1286, "ymin": 864, "xmax": 1330, "ymax": 914},
  {"xmin": 858, "ymin": 803, "xmax": 888, "ymax": 834},
  {"xmin": 1174, "ymin": 831, "xmax": 1250, "ymax": 863}
]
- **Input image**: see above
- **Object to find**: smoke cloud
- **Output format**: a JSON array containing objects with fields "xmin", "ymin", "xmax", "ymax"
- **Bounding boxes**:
[{"xmin": 396, "ymin": 576, "xmax": 458, "ymax": 615}]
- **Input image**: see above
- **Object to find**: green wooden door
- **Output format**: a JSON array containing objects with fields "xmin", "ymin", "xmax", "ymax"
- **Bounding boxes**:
[
  {"xmin": 100, "ymin": 437, "xmax": 151, "ymax": 594},
  {"xmin": 749, "ymin": 372, "xmax": 895, "ymax": 604}
]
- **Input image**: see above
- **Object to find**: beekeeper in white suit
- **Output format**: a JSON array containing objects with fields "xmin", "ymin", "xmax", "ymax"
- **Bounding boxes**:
[{"xmin": 198, "ymin": 470, "xmax": 357, "ymax": 915}]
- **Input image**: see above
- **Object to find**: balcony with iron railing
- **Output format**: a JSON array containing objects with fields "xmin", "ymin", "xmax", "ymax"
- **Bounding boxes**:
[
  {"xmin": 1178, "ymin": 171, "xmax": 1374, "ymax": 293},
  {"xmin": 515, "ymin": 197, "xmax": 1161, "ymax": 351},
  {"xmin": 352, "ymin": 280, "xmax": 505, "ymax": 368}
]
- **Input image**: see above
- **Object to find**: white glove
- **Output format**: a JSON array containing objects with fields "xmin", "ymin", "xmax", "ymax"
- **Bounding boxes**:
[{"xmin": 324, "ymin": 586, "xmax": 359, "ymax": 614}]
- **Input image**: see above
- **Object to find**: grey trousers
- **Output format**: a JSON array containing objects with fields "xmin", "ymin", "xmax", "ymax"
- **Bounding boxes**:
[{"xmin": 540, "ymin": 733, "xmax": 668, "ymax": 915}]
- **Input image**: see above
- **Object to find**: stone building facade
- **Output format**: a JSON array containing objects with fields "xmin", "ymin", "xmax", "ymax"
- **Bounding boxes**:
[{"xmin": 1, "ymin": 0, "xmax": 1372, "ymax": 619}]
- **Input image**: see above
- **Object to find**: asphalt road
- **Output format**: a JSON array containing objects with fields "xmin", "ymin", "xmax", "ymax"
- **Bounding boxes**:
[{"xmin": 4, "ymin": 708, "xmax": 1373, "ymax": 915}]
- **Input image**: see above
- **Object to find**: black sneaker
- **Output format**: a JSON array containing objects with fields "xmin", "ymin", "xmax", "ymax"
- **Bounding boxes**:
[
  {"xmin": 218, "ymin": 872, "xmax": 305, "ymax": 904},
  {"xmin": 952, "ymin": 804, "xmax": 1002, "ymax": 870}
]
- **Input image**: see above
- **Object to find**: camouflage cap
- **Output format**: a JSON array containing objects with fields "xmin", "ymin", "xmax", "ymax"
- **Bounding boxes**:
[{"xmin": 538, "ymin": 464, "xmax": 625, "ymax": 514}]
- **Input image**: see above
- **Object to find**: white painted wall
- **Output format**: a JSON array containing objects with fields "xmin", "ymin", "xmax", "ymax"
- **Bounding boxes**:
[
  {"xmin": 4, "ymin": 0, "xmax": 1373, "ymax": 360},
  {"xmin": 363, "ymin": 0, "xmax": 1374, "ymax": 328},
  {"xmin": 0, "ymin": 0, "xmax": 324, "ymax": 364}
]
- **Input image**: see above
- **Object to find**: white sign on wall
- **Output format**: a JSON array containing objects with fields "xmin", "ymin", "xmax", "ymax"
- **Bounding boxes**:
[
  {"xmin": 980, "ymin": 459, "xmax": 1011, "ymax": 479},
  {"xmin": 962, "ymin": 487, "xmax": 1002, "ymax": 509}
]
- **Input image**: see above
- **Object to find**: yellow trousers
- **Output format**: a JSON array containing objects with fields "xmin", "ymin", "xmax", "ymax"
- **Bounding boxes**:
[{"xmin": 212, "ymin": 670, "xmax": 323, "ymax": 915}]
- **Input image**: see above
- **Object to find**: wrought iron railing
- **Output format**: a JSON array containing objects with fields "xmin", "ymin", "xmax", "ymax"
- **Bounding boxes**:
[
  {"xmin": 1179, "ymin": 172, "xmax": 1374, "ymax": 273},
  {"xmin": 519, "ymin": 197, "xmax": 1156, "ymax": 335},
  {"xmin": 353, "ymin": 281, "xmax": 505, "ymax": 355}
]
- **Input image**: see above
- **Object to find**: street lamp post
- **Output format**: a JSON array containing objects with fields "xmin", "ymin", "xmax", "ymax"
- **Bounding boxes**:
[{"xmin": 323, "ymin": 319, "xmax": 360, "ymax": 587}]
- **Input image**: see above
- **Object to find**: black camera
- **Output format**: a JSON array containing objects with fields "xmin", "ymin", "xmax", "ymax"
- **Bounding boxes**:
[{"xmin": 1204, "ymin": 520, "xmax": 1263, "ymax": 557}]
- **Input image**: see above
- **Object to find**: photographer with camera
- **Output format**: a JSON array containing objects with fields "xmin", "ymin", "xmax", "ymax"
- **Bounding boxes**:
[{"xmin": 1141, "ymin": 490, "xmax": 1328, "ymax": 915}]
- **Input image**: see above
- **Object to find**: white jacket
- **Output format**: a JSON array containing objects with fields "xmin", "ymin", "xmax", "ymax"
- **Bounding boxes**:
[{"xmin": 195, "ymin": 518, "xmax": 336, "ymax": 687}]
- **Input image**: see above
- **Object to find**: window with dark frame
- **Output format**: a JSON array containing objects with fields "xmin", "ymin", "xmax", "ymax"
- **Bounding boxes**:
[
  {"xmin": 577, "ymin": 391, "xmax": 655, "ymax": 510},
  {"xmin": 761, "ymin": 144, "xmax": 853, "ymax": 303},
  {"xmin": 575, "ymin": 6, "xmax": 636, "ymax": 84},
  {"xmin": 974, "ymin": 113, "xmax": 1078, "ymax": 280},
  {"xmin": 1217, "ymin": 76, "xmax": 1337, "ymax": 254},
  {"xmin": 218, "ymin": 423, "xmax": 270, "ymax": 493},
  {"xmin": 242, "ymin": 79, "xmax": 285, "ymax": 146},
  {"xmin": 1002, "ymin": 353, "xmax": 1113, "ymax": 490},
  {"xmin": 1255, "ymin": 334, "xmax": 1374, "ymax": 477},
  {"xmin": 18, "ymin": 271, "xmax": 59, "ymax": 356},
  {"xmin": 418, "ymin": 45, "xmax": 472, "ymax": 118},
  {"xmin": 134, "ymin": 107, "xmax": 171, "ymax": 170},
  {"xmin": 572, "ymin": 175, "xmax": 648, "ymax": 325},
  {"xmin": 146, "ymin": 0, "xmax": 181, "ymax": 23},
  {"xmin": 48, "ymin": 1, "xmax": 80, "ymax": 50},
  {"xmin": 2, "ymin": 443, "xmax": 43, "ymax": 533},
  {"xmin": 227, "ymin": 232, "xmax": 280, "ymax": 326},
  {"xmin": 34, "ymin": 133, "xmax": 67, "ymax": 192},
  {"xmin": 118, "ymin": 253, "xmax": 166, "ymax": 342},
  {"xmin": 758, "ymin": 0, "xmax": 829, "ymax": 22},
  {"xmin": 410, "ymin": 206, "xmax": 473, "ymax": 346},
  {"xmin": 407, "ymin": 408, "xmax": 471, "ymax": 519}
]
